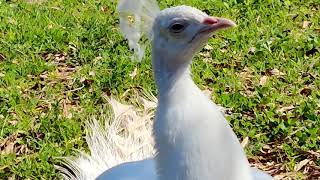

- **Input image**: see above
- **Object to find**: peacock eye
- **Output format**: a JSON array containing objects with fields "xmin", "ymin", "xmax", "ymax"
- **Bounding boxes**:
[{"xmin": 169, "ymin": 23, "xmax": 187, "ymax": 33}]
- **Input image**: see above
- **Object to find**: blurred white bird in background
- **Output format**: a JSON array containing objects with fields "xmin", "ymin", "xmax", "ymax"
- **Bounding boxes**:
[{"xmin": 57, "ymin": 0, "xmax": 273, "ymax": 179}]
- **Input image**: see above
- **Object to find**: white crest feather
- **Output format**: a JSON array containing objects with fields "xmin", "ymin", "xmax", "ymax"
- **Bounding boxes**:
[{"xmin": 117, "ymin": 0, "xmax": 160, "ymax": 61}]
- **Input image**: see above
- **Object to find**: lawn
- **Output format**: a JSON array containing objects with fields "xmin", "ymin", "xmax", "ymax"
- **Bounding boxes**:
[{"xmin": 0, "ymin": 0, "xmax": 319, "ymax": 179}]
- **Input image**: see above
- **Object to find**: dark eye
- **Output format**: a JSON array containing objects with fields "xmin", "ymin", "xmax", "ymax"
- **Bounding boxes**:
[{"xmin": 169, "ymin": 23, "xmax": 186, "ymax": 33}]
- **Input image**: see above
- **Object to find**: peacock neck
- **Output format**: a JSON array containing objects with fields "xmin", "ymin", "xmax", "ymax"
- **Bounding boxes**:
[
  {"xmin": 152, "ymin": 51, "xmax": 195, "ymax": 97},
  {"xmin": 152, "ymin": 49, "xmax": 253, "ymax": 180}
]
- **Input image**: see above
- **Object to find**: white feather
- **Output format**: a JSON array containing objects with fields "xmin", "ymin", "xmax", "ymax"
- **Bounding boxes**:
[
  {"xmin": 118, "ymin": 0, "xmax": 160, "ymax": 61},
  {"xmin": 56, "ymin": 96, "xmax": 157, "ymax": 180}
]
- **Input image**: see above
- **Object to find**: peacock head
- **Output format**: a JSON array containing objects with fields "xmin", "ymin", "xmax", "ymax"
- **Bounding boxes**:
[{"xmin": 152, "ymin": 5, "xmax": 236, "ymax": 61}]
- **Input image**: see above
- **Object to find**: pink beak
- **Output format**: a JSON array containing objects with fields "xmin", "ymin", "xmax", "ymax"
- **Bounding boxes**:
[{"xmin": 201, "ymin": 17, "xmax": 236, "ymax": 33}]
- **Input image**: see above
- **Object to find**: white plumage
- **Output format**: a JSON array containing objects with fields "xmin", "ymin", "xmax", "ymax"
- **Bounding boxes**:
[
  {"xmin": 58, "ymin": 0, "xmax": 273, "ymax": 179},
  {"xmin": 57, "ymin": 97, "xmax": 156, "ymax": 179}
]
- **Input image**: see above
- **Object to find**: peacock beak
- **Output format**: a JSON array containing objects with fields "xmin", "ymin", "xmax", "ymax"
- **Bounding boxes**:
[{"xmin": 200, "ymin": 17, "xmax": 236, "ymax": 33}]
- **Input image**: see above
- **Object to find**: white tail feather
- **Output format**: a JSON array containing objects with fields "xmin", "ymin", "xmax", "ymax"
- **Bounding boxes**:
[{"xmin": 56, "ymin": 96, "xmax": 157, "ymax": 180}]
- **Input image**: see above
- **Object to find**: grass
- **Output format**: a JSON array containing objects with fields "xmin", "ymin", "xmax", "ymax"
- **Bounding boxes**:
[{"xmin": 0, "ymin": 0, "xmax": 319, "ymax": 179}]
